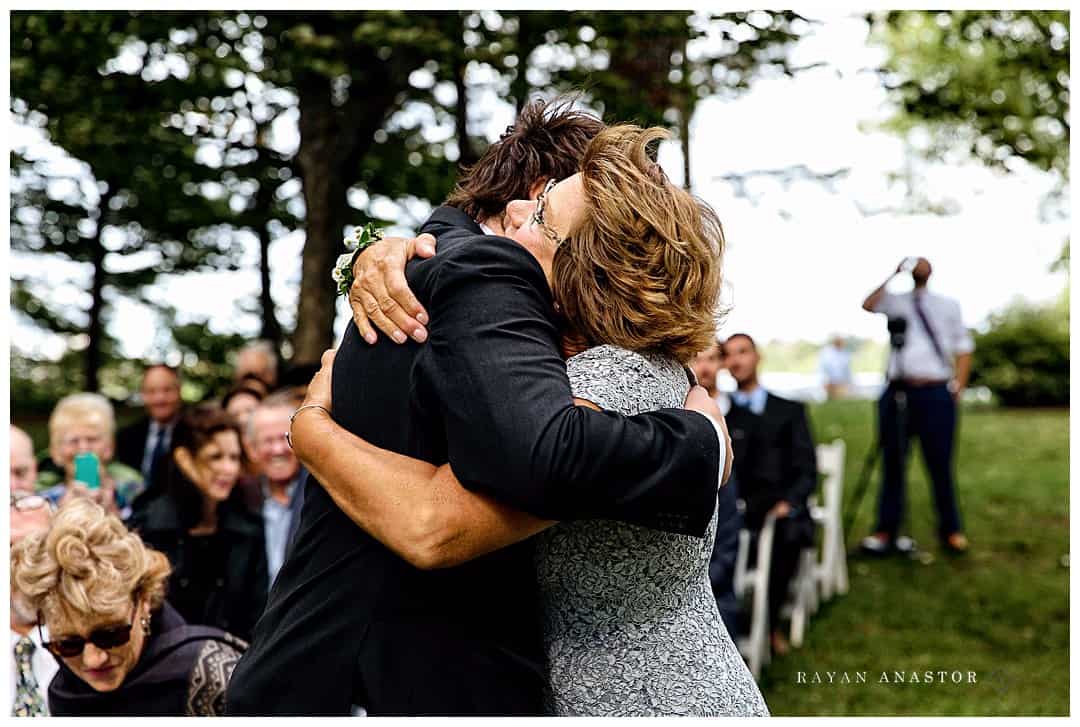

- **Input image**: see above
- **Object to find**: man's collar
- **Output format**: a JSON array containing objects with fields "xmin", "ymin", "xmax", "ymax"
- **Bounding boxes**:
[{"xmin": 426, "ymin": 206, "xmax": 484, "ymax": 235}]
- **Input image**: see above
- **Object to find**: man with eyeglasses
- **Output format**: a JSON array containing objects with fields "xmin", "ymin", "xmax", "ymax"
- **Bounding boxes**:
[{"xmin": 9, "ymin": 493, "xmax": 56, "ymax": 716}]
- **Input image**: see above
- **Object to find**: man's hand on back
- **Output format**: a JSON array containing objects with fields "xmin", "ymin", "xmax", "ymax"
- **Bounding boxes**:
[{"xmin": 349, "ymin": 233, "xmax": 438, "ymax": 345}]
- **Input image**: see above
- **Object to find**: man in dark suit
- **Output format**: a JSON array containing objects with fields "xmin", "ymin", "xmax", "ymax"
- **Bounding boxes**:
[
  {"xmin": 721, "ymin": 333, "xmax": 817, "ymax": 656},
  {"xmin": 226, "ymin": 100, "xmax": 726, "ymax": 716},
  {"xmin": 115, "ymin": 364, "xmax": 183, "ymax": 499}
]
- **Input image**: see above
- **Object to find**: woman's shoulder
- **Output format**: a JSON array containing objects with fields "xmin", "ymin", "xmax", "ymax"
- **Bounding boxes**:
[
  {"xmin": 566, "ymin": 345, "xmax": 690, "ymax": 414},
  {"xmin": 184, "ymin": 633, "xmax": 247, "ymax": 716}
]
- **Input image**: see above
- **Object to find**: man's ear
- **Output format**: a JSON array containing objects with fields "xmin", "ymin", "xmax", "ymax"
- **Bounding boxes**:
[
  {"xmin": 528, "ymin": 178, "xmax": 549, "ymax": 200},
  {"xmin": 172, "ymin": 446, "xmax": 199, "ymax": 483}
]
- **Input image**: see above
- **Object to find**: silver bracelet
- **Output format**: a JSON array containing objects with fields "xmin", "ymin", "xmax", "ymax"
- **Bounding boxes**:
[{"xmin": 286, "ymin": 404, "xmax": 331, "ymax": 449}]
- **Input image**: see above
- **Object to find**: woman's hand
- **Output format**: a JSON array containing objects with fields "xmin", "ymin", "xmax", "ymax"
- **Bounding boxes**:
[
  {"xmin": 302, "ymin": 348, "xmax": 335, "ymax": 412},
  {"xmin": 291, "ymin": 348, "xmax": 336, "ymax": 461}
]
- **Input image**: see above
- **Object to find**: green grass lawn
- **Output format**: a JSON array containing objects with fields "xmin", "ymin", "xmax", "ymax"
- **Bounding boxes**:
[{"xmin": 759, "ymin": 399, "xmax": 1069, "ymax": 716}]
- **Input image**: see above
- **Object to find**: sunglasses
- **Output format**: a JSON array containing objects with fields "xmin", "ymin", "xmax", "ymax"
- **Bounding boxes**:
[{"xmin": 40, "ymin": 619, "xmax": 135, "ymax": 658}]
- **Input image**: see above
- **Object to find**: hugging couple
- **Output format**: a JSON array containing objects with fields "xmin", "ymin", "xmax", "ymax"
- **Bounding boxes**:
[{"xmin": 226, "ymin": 97, "xmax": 769, "ymax": 717}]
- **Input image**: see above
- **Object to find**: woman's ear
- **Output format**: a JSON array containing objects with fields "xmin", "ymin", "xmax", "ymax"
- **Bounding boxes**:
[{"xmin": 172, "ymin": 446, "xmax": 199, "ymax": 484}]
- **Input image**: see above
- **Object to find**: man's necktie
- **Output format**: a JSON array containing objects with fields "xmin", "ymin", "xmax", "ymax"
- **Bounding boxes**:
[
  {"xmin": 146, "ymin": 426, "xmax": 167, "ymax": 485},
  {"xmin": 12, "ymin": 636, "xmax": 47, "ymax": 716},
  {"xmin": 912, "ymin": 294, "xmax": 948, "ymax": 366}
]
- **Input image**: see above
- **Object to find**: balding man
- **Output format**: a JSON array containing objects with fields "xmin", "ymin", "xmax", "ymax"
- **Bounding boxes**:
[
  {"xmin": 860, "ymin": 257, "xmax": 974, "ymax": 556},
  {"xmin": 235, "ymin": 341, "xmax": 279, "ymax": 391},
  {"xmin": 10, "ymin": 426, "xmax": 38, "ymax": 495},
  {"xmin": 116, "ymin": 364, "xmax": 184, "ymax": 498},
  {"xmin": 9, "ymin": 493, "xmax": 56, "ymax": 715}
]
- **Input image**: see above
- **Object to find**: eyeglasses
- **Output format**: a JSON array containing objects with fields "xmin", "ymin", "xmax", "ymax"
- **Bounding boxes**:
[
  {"xmin": 10, "ymin": 493, "xmax": 51, "ymax": 512},
  {"xmin": 40, "ymin": 620, "xmax": 134, "ymax": 658},
  {"xmin": 531, "ymin": 178, "xmax": 567, "ymax": 246}
]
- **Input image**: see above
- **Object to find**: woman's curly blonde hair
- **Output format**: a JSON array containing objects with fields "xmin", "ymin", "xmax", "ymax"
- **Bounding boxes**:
[
  {"xmin": 10, "ymin": 498, "xmax": 171, "ymax": 624},
  {"xmin": 552, "ymin": 124, "xmax": 724, "ymax": 363}
]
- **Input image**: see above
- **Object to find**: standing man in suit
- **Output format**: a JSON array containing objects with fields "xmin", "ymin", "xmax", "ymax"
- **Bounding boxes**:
[
  {"xmin": 115, "ymin": 364, "xmax": 183, "ymax": 499},
  {"xmin": 859, "ymin": 257, "xmax": 974, "ymax": 556},
  {"xmin": 722, "ymin": 333, "xmax": 817, "ymax": 656},
  {"xmin": 226, "ymin": 99, "xmax": 725, "ymax": 716}
]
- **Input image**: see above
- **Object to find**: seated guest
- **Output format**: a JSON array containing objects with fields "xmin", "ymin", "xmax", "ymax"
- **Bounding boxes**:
[
  {"xmin": 222, "ymin": 384, "xmax": 263, "ymax": 435},
  {"xmin": 116, "ymin": 364, "xmax": 184, "ymax": 501},
  {"xmin": 222, "ymin": 383, "xmax": 264, "ymax": 475},
  {"xmin": 128, "ymin": 404, "xmax": 268, "ymax": 641},
  {"xmin": 238, "ymin": 372, "xmax": 271, "ymax": 399},
  {"xmin": 721, "ymin": 333, "xmax": 817, "ymax": 656},
  {"xmin": 708, "ymin": 469, "xmax": 744, "ymax": 641},
  {"xmin": 10, "ymin": 498, "xmax": 246, "ymax": 716},
  {"xmin": 238, "ymin": 393, "xmax": 305, "ymax": 587},
  {"xmin": 690, "ymin": 339, "xmax": 730, "ymax": 414},
  {"xmin": 11, "ymin": 425, "xmax": 39, "ymax": 495},
  {"xmin": 235, "ymin": 341, "xmax": 279, "ymax": 391},
  {"xmin": 36, "ymin": 393, "xmax": 145, "ymax": 519},
  {"xmin": 10, "ymin": 492, "xmax": 57, "ymax": 716}
]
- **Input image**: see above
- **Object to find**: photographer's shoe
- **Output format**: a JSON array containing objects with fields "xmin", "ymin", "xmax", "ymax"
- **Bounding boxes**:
[
  {"xmin": 943, "ymin": 532, "xmax": 969, "ymax": 555},
  {"xmin": 859, "ymin": 533, "xmax": 891, "ymax": 556}
]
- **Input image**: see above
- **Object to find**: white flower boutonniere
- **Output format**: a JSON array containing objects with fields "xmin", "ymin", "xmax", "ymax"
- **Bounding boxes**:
[{"xmin": 332, "ymin": 223, "xmax": 384, "ymax": 297}]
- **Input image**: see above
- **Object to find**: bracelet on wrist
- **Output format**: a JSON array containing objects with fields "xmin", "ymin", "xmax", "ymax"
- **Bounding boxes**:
[{"xmin": 286, "ymin": 404, "xmax": 331, "ymax": 449}]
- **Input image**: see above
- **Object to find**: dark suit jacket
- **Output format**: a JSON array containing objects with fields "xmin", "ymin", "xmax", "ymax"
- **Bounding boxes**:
[
  {"xmin": 726, "ymin": 392, "xmax": 818, "ymax": 535},
  {"xmin": 116, "ymin": 414, "xmax": 180, "ymax": 502},
  {"xmin": 115, "ymin": 415, "xmax": 152, "ymax": 473},
  {"xmin": 226, "ymin": 207, "xmax": 721, "ymax": 716}
]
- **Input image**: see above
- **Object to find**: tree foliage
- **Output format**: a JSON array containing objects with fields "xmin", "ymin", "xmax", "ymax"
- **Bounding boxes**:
[{"xmin": 873, "ymin": 10, "xmax": 1069, "ymax": 179}]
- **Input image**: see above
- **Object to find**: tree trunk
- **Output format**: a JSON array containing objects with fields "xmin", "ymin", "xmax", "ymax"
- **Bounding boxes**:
[
  {"xmin": 454, "ymin": 52, "xmax": 478, "ymax": 167},
  {"xmin": 293, "ymin": 79, "xmax": 351, "ymax": 365},
  {"xmin": 84, "ymin": 190, "xmax": 113, "ymax": 392},
  {"xmin": 254, "ymin": 172, "xmax": 283, "ymax": 351},
  {"xmin": 680, "ymin": 101, "xmax": 692, "ymax": 192},
  {"xmin": 511, "ymin": 13, "xmax": 538, "ymax": 113}
]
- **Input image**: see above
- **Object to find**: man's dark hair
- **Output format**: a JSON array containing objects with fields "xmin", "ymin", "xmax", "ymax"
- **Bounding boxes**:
[
  {"xmin": 721, "ymin": 333, "xmax": 757, "ymax": 354},
  {"xmin": 444, "ymin": 96, "xmax": 604, "ymax": 225}
]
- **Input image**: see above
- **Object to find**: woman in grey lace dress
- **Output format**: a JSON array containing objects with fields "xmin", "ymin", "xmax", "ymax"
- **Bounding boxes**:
[{"xmin": 290, "ymin": 124, "xmax": 768, "ymax": 716}]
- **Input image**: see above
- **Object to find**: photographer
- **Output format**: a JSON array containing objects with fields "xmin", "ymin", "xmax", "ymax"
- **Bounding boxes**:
[{"xmin": 860, "ymin": 257, "xmax": 974, "ymax": 556}]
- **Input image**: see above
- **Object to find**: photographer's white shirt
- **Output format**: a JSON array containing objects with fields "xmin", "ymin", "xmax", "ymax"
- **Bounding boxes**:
[{"xmin": 873, "ymin": 289, "xmax": 974, "ymax": 382}]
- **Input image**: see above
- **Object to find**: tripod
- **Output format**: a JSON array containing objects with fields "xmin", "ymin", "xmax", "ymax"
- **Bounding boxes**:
[{"xmin": 843, "ymin": 318, "xmax": 916, "ymax": 555}]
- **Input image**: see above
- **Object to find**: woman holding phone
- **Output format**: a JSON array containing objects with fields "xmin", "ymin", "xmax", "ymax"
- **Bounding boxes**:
[{"xmin": 35, "ymin": 393, "xmax": 146, "ymax": 520}]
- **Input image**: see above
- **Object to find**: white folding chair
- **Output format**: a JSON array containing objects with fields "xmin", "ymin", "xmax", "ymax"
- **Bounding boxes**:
[
  {"xmin": 734, "ymin": 510, "xmax": 777, "ymax": 679},
  {"xmin": 782, "ymin": 439, "xmax": 848, "ymax": 648}
]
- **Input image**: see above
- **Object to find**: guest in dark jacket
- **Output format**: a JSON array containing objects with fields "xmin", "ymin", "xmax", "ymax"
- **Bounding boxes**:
[
  {"xmin": 10, "ymin": 498, "xmax": 246, "ymax": 716},
  {"xmin": 115, "ymin": 364, "xmax": 184, "ymax": 502},
  {"xmin": 721, "ymin": 333, "xmax": 818, "ymax": 656},
  {"xmin": 129, "ymin": 404, "xmax": 268, "ymax": 641}
]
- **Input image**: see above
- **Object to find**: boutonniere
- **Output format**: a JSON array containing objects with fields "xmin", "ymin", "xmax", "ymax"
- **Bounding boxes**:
[{"xmin": 332, "ymin": 223, "xmax": 384, "ymax": 297}]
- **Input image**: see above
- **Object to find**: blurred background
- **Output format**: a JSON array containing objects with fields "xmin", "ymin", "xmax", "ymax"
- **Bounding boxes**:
[{"xmin": 8, "ymin": 9, "xmax": 1069, "ymax": 715}]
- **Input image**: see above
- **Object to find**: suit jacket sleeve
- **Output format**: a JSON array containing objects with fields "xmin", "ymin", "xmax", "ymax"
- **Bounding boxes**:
[
  {"xmin": 784, "ymin": 402, "xmax": 819, "ymax": 509},
  {"xmin": 416, "ymin": 235, "xmax": 720, "ymax": 537}
]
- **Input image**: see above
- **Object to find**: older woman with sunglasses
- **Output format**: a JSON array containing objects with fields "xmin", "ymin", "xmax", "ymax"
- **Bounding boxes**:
[{"xmin": 10, "ymin": 498, "xmax": 246, "ymax": 715}]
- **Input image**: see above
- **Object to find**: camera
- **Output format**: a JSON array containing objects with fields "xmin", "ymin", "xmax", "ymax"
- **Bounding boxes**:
[{"xmin": 887, "ymin": 317, "xmax": 907, "ymax": 350}]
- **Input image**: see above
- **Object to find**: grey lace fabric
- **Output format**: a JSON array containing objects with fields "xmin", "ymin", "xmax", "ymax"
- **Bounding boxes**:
[{"xmin": 536, "ymin": 345, "xmax": 769, "ymax": 716}]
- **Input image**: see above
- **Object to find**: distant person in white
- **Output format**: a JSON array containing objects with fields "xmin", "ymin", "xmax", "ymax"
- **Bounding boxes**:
[
  {"xmin": 10, "ymin": 494, "xmax": 57, "ymax": 716},
  {"xmin": 860, "ymin": 257, "xmax": 974, "ymax": 557},
  {"xmin": 819, "ymin": 335, "xmax": 853, "ymax": 400}
]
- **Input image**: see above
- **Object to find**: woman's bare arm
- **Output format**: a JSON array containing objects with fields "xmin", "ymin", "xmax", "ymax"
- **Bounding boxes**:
[{"xmin": 290, "ymin": 350, "xmax": 556, "ymax": 570}]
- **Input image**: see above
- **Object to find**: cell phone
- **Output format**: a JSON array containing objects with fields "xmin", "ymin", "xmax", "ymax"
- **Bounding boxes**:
[
  {"xmin": 73, "ymin": 452, "xmax": 101, "ymax": 490},
  {"xmin": 901, "ymin": 256, "xmax": 919, "ymax": 272}
]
